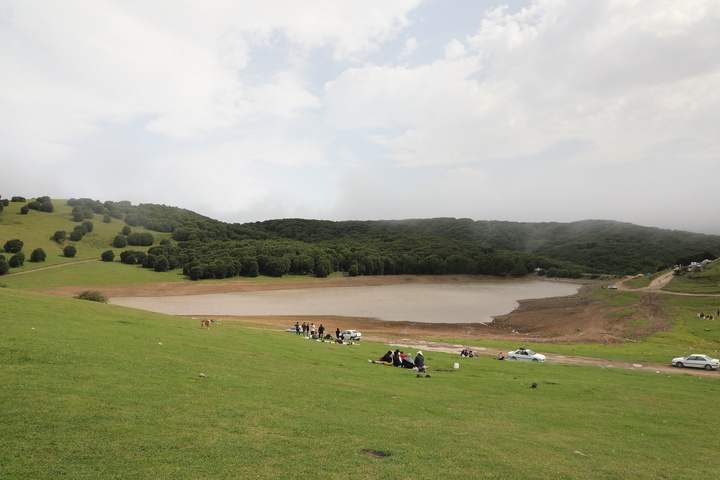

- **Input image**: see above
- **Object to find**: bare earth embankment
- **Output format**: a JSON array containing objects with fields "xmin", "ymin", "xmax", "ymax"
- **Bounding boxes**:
[{"xmin": 33, "ymin": 273, "xmax": 718, "ymax": 377}]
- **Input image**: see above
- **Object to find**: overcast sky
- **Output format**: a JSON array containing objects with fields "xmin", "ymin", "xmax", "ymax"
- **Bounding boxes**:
[{"xmin": 2, "ymin": 0, "xmax": 719, "ymax": 234}]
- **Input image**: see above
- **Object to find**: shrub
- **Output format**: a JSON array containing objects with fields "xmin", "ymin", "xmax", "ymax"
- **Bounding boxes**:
[
  {"xmin": 63, "ymin": 245, "xmax": 77, "ymax": 258},
  {"xmin": 103, "ymin": 214, "xmax": 112, "ymax": 223},
  {"xmin": 30, "ymin": 248, "xmax": 46, "ymax": 262},
  {"xmin": 11, "ymin": 196, "xmax": 25, "ymax": 202},
  {"xmin": 27, "ymin": 201, "xmax": 41, "ymax": 211},
  {"xmin": 69, "ymin": 230, "xmax": 83, "ymax": 241},
  {"xmin": 39, "ymin": 201, "xmax": 54, "ymax": 213},
  {"xmin": 75, "ymin": 290, "xmax": 108, "ymax": 303},
  {"xmin": 3, "ymin": 239, "xmax": 23, "ymax": 253},
  {"xmin": 9, "ymin": 252, "xmax": 25, "ymax": 268},
  {"xmin": 189, "ymin": 265, "xmax": 204, "ymax": 281},
  {"xmin": 127, "ymin": 232, "xmax": 154, "ymax": 247},
  {"xmin": 101, "ymin": 250, "xmax": 115, "ymax": 262},
  {"xmin": 113, "ymin": 235, "xmax": 128, "ymax": 248},
  {"xmin": 0, "ymin": 259, "xmax": 9, "ymax": 275},
  {"xmin": 82, "ymin": 220, "xmax": 94, "ymax": 233},
  {"xmin": 121, "ymin": 225, "xmax": 132, "ymax": 236},
  {"xmin": 52, "ymin": 231, "xmax": 67, "ymax": 243},
  {"xmin": 20, "ymin": 205, "xmax": 29, "ymax": 215}
]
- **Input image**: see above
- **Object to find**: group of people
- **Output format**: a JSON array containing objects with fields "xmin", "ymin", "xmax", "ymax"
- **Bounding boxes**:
[
  {"xmin": 371, "ymin": 349, "xmax": 427, "ymax": 372},
  {"xmin": 294, "ymin": 322, "xmax": 331, "ymax": 339},
  {"xmin": 698, "ymin": 311, "xmax": 719, "ymax": 321},
  {"xmin": 460, "ymin": 348, "xmax": 479, "ymax": 358}
]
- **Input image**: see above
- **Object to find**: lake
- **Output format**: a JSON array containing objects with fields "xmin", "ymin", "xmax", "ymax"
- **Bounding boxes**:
[{"xmin": 110, "ymin": 279, "xmax": 581, "ymax": 323}]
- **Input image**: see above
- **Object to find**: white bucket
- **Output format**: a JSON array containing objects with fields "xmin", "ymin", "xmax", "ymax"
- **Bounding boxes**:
[{"xmin": 454, "ymin": 362, "xmax": 459, "ymax": 369}]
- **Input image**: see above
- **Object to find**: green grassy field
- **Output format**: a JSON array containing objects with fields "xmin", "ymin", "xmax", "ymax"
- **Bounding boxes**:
[
  {"xmin": 2, "ymin": 287, "xmax": 719, "ymax": 479},
  {"xmin": 3, "ymin": 200, "xmax": 720, "ymax": 478}
]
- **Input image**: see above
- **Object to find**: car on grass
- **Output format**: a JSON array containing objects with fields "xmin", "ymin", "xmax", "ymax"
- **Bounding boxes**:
[
  {"xmin": 341, "ymin": 329, "xmax": 362, "ymax": 341},
  {"xmin": 671, "ymin": 354, "xmax": 719, "ymax": 370},
  {"xmin": 507, "ymin": 347, "xmax": 546, "ymax": 362}
]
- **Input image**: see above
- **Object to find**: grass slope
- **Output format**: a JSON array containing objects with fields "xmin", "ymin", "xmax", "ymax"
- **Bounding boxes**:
[
  {"xmin": 0, "ymin": 200, "xmax": 167, "ymax": 270},
  {"xmin": 2, "ymin": 288, "xmax": 719, "ymax": 479}
]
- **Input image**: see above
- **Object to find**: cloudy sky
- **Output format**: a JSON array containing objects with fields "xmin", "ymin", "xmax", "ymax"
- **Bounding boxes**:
[{"xmin": 2, "ymin": 0, "xmax": 719, "ymax": 234}]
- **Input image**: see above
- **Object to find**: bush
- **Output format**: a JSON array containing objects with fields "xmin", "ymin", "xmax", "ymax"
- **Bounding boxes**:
[
  {"xmin": 11, "ymin": 196, "xmax": 26, "ymax": 202},
  {"xmin": 30, "ymin": 248, "xmax": 46, "ymax": 262},
  {"xmin": 9, "ymin": 252, "xmax": 25, "ymax": 268},
  {"xmin": 121, "ymin": 225, "xmax": 132, "ymax": 236},
  {"xmin": 63, "ymin": 245, "xmax": 77, "ymax": 258},
  {"xmin": 189, "ymin": 265, "xmax": 204, "ymax": 281},
  {"xmin": 113, "ymin": 235, "xmax": 128, "ymax": 248},
  {"xmin": 82, "ymin": 220, "xmax": 94, "ymax": 233},
  {"xmin": 75, "ymin": 290, "xmax": 108, "ymax": 303},
  {"xmin": 100, "ymin": 250, "xmax": 115, "ymax": 262},
  {"xmin": 3, "ymin": 239, "xmax": 23, "ymax": 253},
  {"xmin": 52, "ymin": 231, "xmax": 67, "ymax": 243},
  {"xmin": 39, "ymin": 200, "xmax": 54, "ymax": 213},
  {"xmin": 27, "ymin": 201, "xmax": 41, "ymax": 211},
  {"xmin": 20, "ymin": 205, "xmax": 29, "ymax": 215},
  {"xmin": 0, "ymin": 259, "xmax": 9, "ymax": 275},
  {"xmin": 127, "ymin": 232, "xmax": 154, "ymax": 247},
  {"xmin": 103, "ymin": 214, "xmax": 112, "ymax": 223},
  {"xmin": 69, "ymin": 230, "xmax": 83, "ymax": 241}
]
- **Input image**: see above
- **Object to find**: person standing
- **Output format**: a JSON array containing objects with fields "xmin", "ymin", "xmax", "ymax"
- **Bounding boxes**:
[
  {"xmin": 310, "ymin": 323, "xmax": 316, "ymax": 338},
  {"xmin": 336, "ymin": 327, "xmax": 341, "ymax": 339},
  {"xmin": 302, "ymin": 322, "xmax": 308, "ymax": 337},
  {"xmin": 295, "ymin": 322, "xmax": 300, "ymax": 336},
  {"xmin": 318, "ymin": 324, "xmax": 325, "ymax": 338}
]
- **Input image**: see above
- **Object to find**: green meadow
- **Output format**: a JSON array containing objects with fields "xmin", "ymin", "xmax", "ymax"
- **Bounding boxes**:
[
  {"xmin": 2, "ymin": 286, "xmax": 720, "ymax": 479},
  {"xmin": 3, "ymin": 202, "xmax": 720, "ymax": 478}
]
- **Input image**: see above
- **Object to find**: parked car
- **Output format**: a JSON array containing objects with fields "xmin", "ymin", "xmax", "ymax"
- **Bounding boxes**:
[
  {"xmin": 607, "ymin": 285, "xmax": 618, "ymax": 290},
  {"xmin": 507, "ymin": 347, "xmax": 546, "ymax": 362},
  {"xmin": 341, "ymin": 329, "xmax": 362, "ymax": 341},
  {"xmin": 671, "ymin": 354, "xmax": 720, "ymax": 370}
]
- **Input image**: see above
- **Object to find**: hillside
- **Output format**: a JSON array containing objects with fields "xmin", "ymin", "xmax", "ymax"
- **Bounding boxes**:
[{"xmin": 1, "ymin": 196, "xmax": 718, "ymax": 280}]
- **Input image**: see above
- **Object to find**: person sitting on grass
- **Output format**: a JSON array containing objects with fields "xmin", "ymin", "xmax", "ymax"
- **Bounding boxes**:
[
  {"xmin": 402, "ymin": 352, "xmax": 415, "ymax": 369},
  {"xmin": 392, "ymin": 350, "xmax": 402, "ymax": 367},
  {"xmin": 414, "ymin": 351, "xmax": 426, "ymax": 372}
]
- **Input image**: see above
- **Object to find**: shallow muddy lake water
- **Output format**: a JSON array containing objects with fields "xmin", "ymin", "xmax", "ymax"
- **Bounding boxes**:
[{"xmin": 111, "ymin": 279, "xmax": 580, "ymax": 323}]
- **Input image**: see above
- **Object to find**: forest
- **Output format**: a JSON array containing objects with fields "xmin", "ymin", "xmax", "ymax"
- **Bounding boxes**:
[{"xmin": 2, "ymin": 196, "xmax": 718, "ymax": 280}]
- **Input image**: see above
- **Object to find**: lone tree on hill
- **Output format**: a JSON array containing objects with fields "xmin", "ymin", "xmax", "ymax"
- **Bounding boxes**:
[{"xmin": 63, "ymin": 245, "xmax": 77, "ymax": 258}]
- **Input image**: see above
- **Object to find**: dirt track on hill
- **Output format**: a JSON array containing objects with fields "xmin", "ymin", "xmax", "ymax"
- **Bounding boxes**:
[{"xmin": 32, "ymin": 273, "xmax": 720, "ymax": 378}]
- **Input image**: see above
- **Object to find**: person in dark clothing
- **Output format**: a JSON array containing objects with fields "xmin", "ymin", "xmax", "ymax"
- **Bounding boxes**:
[
  {"xmin": 392, "ymin": 350, "xmax": 402, "ymax": 367},
  {"xmin": 295, "ymin": 322, "xmax": 301, "ymax": 336},
  {"xmin": 318, "ymin": 324, "xmax": 325, "ymax": 338},
  {"xmin": 402, "ymin": 352, "xmax": 415, "ymax": 369},
  {"xmin": 414, "ymin": 351, "xmax": 425, "ymax": 368},
  {"xmin": 336, "ymin": 327, "xmax": 341, "ymax": 339},
  {"xmin": 381, "ymin": 351, "xmax": 394, "ymax": 363}
]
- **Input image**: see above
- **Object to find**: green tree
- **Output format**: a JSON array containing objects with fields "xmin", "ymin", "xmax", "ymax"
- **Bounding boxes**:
[
  {"xmin": 189, "ymin": 265, "xmax": 204, "ymax": 280},
  {"xmin": 113, "ymin": 235, "xmax": 128, "ymax": 248},
  {"xmin": 9, "ymin": 252, "xmax": 25, "ymax": 267},
  {"xmin": 3, "ymin": 239, "xmax": 23, "ymax": 253},
  {"xmin": 52, "ymin": 231, "xmax": 67, "ymax": 243},
  {"xmin": 101, "ymin": 250, "xmax": 115, "ymax": 262},
  {"xmin": 154, "ymin": 256, "xmax": 170, "ymax": 272},
  {"xmin": 82, "ymin": 220, "xmax": 94, "ymax": 233},
  {"xmin": 30, "ymin": 248, "xmax": 46, "ymax": 262},
  {"xmin": 0, "ymin": 259, "xmax": 9, "ymax": 275},
  {"xmin": 20, "ymin": 205, "xmax": 29, "ymax": 214},
  {"xmin": 69, "ymin": 230, "xmax": 83, "ymax": 241},
  {"xmin": 103, "ymin": 214, "xmax": 112, "ymax": 223},
  {"xmin": 122, "ymin": 225, "xmax": 132, "ymax": 236},
  {"xmin": 63, "ymin": 245, "xmax": 77, "ymax": 258}
]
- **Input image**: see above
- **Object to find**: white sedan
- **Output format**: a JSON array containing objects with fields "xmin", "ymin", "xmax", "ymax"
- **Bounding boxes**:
[
  {"xmin": 671, "ymin": 354, "xmax": 719, "ymax": 371},
  {"xmin": 341, "ymin": 329, "xmax": 362, "ymax": 341},
  {"xmin": 507, "ymin": 347, "xmax": 546, "ymax": 362}
]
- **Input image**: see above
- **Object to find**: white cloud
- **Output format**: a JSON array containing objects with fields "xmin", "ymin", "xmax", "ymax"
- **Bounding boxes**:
[{"xmin": 2, "ymin": 0, "xmax": 720, "ymax": 234}]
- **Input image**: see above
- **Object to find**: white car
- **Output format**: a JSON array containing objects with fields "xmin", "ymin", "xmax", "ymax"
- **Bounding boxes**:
[
  {"xmin": 341, "ymin": 329, "xmax": 362, "ymax": 341},
  {"xmin": 671, "ymin": 354, "xmax": 719, "ymax": 371},
  {"xmin": 507, "ymin": 347, "xmax": 546, "ymax": 362}
]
